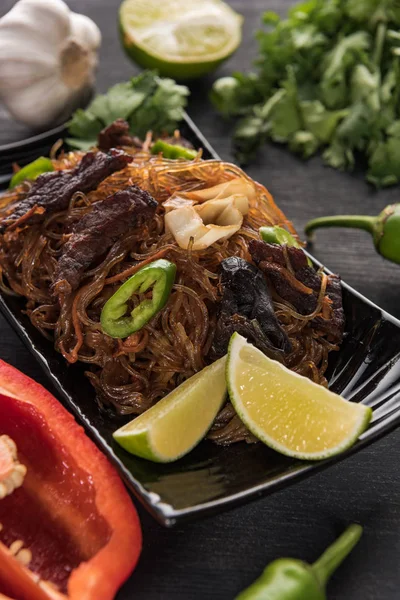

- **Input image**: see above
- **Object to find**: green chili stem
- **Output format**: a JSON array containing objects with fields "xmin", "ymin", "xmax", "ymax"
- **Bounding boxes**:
[
  {"xmin": 311, "ymin": 525, "xmax": 363, "ymax": 587},
  {"xmin": 305, "ymin": 215, "xmax": 377, "ymax": 240}
]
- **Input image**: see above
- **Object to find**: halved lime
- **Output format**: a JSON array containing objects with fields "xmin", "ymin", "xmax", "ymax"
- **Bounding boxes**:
[
  {"xmin": 119, "ymin": 0, "xmax": 243, "ymax": 79},
  {"xmin": 113, "ymin": 357, "xmax": 227, "ymax": 462},
  {"xmin": 227, "ymin": 334, "xmax": 372, "ymax": 460}
]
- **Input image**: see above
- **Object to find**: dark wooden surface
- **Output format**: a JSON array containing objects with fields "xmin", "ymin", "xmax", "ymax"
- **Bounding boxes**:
[{"xmin": 1, "ymin": 1, "xmax": 400, "ymax": 598}]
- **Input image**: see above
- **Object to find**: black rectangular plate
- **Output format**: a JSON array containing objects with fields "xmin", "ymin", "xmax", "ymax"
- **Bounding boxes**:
[{"xmin": 1, "ymin": 115, "xmax": 400, "ymax": 527}]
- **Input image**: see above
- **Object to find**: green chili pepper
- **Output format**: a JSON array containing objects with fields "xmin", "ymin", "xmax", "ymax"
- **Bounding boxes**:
[
  {"xmin": 101, "ymin": 259, "xmax": 176, "ymax": 339},
  {"xmin": 305, "ymin": 204, "xmax": 400, "ymax": 264},
  {"xmin": 9, "ymin": 157, "xmax": 54, "ymax": 189},
  {"xmin": 260, "ymin": 225, "xmax": 313, "ymax": 266},
  {"xmin": 236, "ymin": 524, "xmax": 362, "ymax": 600},
  {"xmin": 151, "ymin": 139, "xmax": 197, "ymax": 160},
  {"xmin": 260, "ymin": 225, "xmax": 302, "ymax": 247}
]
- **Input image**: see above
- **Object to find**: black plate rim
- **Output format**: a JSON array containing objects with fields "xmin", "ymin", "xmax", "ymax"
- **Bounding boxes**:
[
  {"xmin": 0, "ymin": 123, "xmax": 66, "ymax": 154},
  {"xmin": 1, "ymin": 115, "xmax": 400, "ymax": 527}
]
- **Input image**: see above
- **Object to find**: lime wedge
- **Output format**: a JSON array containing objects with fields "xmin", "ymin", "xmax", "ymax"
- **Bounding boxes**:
[
  {"xmin": 113, "ymin": 357, "xmax": 227, "ymax": 462},
  {"xmin": 119, "ymin": 0, "xmax": 243, "ymax": 79},
  {"xmin": 227, "ymin": 334, "xmax": 372, "ymax": 460}
]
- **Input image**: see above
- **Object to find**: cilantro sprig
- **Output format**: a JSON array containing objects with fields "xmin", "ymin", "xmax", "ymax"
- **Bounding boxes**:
[
  {"xmin": 67, "ymin": 71, "xmax": 189, "ymax": 151},
  {"xmin": 211, "ymin": 0, "xmax": 400, "ymax": 187}
]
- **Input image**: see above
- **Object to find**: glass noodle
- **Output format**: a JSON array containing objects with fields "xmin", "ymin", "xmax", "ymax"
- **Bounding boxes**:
[{"xmin": 0, "ymin": 149, "xmax": 338, "ymax": 445}]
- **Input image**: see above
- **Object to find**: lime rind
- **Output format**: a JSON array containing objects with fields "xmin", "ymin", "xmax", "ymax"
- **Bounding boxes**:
[
  {"xmin": 119, "ymin": 0, "xmax": 243, "ymax": 79},
  {"xmin": 113, "ymin": 356, "xmax": 227, "ymax": 462},
  {"xmin": 227, "ymin": 333, "xmax": 373, "ymax": 461}
]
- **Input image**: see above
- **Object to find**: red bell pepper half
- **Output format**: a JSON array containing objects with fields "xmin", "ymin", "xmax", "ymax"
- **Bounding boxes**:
[{"xmin": 0, "ymin": 360, "xmax": 142, "ymax": 600}]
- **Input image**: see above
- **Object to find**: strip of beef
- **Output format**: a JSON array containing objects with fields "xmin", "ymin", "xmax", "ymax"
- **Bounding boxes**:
[
  {"xmin": 249, "ymin": 239, "xmax": 345, "ymax": 343},
  {"xmin": 210, "ymin": 257, "xmax": 291, "ymax": 360},
  {"xmin": 52, "ymin": 185, "xmax": 157, "ymax": 296},
  {"xmin": 97, "ymin": 119, "xmax": 142, "ymax": 152},
  {"xmin": 0, "ymin": 149, "xmax": 132, "ymax": 232}
]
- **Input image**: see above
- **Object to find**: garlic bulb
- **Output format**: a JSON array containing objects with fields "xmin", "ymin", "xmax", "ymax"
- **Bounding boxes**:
[{"xmin": 0, "ymin": 0, "xmax": 101, "ymax": 129}]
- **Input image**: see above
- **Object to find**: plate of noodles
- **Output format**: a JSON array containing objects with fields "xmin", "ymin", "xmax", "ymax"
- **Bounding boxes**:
[{"xmin": 1, "ymin": 115, "xmax": 400, "ymax": 526}]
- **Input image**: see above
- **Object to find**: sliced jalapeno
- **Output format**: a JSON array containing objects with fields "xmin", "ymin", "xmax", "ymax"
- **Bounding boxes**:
[
  {"xmin": 151, "ymin": 139, "xmax": 197, "ymax": 160},
  {"xmin": 9, "ymin": 157, "xmax": 54, "ymax": 189},
  {"xmin": 101, "ymin": 259, "xmax": 176, "ymax": 339},
  {"xmin": 259, "ymin": 225, "xmax": 301, "ymax": 247},
  {"xmin": 260, "ymin": 226, "xmax": 312, "ymax": 266}
]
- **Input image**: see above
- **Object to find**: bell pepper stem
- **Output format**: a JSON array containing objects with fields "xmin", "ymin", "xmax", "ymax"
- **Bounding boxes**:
[
  {"xmin": 311, "ymin": 524, "xmax": 363, "ymax": 587},
  {"xmin": 305, "ymin": 215, "xmax": 377, "ymax": 240}
]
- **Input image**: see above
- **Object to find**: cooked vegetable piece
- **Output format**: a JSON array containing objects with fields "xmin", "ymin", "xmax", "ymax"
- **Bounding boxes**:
[
  {"xmin": 260, "ymin": 225, "xmax": 301, "ymax": 247},
  {"xmin": 151, "ymin": 139, "xmax": 198, "ymax": 160},
  {"xmin": 0, "ymin": 359, "xmax": 141, "ymax": 600},
  {"xmin": 52, "ymin": 185, "xmax": 157, "ymax": 296},
  {"xmin": 186, "ymin": 177, "xmax": 256, "ymax": 202},
  {"xmin": 0, "ymin": 149, "xmax": 132, "ymax": 232},
  {"xmin": 165, "ymin": 194, "xmax": 248, "ymax": 250},
  {"xmin": 97, "ymin": 118, "xmax": 142, "ymax": 151},
  {"xmin": 9, "ymin": 158, "xmax": 54, "ymax": 190},
  {"xmin": 305, "ymin": 204, "xmax": 400, "ymax": 264},
  {"xmin": 210, "ymin": 257, "xmax": 291, "ymax": 360},
  {"xmin": 260, "ymin": 225, "xmax": 313, "ymax": 266},
  {"xmin": 236, "ymin": 524, "xmax": 362, "ymax": 599},
  {"xmin": 101, "ymin": 259, "xmax": 176, "ymax": 338},
  {"xmin": 249, "ymin": 240, "xmax": 344, "ymax": 343}
]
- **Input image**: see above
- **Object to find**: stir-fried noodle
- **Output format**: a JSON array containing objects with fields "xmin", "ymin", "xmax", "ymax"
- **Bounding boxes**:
[{"xmin": 0, "ymin": 148, "xmax": 340, "ymax": 445}]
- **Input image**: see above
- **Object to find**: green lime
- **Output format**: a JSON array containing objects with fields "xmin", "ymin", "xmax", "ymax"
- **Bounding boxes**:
[
  {"xmin": 119, "ymin": 0, "xmax": 243, "ymax": 79},
  {"xmin": 227, "ymin": 333, "xmax": 372, "ymax": 461},
  {"xmin": 113, "ymin": 357, "xmax": 227, "ymax": 462}
]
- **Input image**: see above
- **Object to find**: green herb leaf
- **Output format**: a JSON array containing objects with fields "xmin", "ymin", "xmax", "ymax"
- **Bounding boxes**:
[
  {"xmin": 320, "ymin": 32, "xmax": 371, "ymax": 109},
  {"xmin": 289, "ymin": 130, "xmax": 320, "ymax": 158},
  {"xmin": 68, "ymin": 109, "xmax": 103, "ymax": 142},
  {"xmin": 211, "ymin": 0, "xmax": 400, "ymax": 186},
  {"xmin": 67, "ymin": 71, "xmax": 189, "ymax": 150},
  {"xmin": 300, "ymin": 100, "xmax": 348, "ymax": 143},
  {"xmin": 323, "ymin": 140, "xmax": 355, "ymax": 171},
  {"xmin": 130, "ymin": 77, "xmax": 189, "ymax": 139},
  {"xmin": 345, "ymin": 0, "xmax": 380, "ymax": 23}
]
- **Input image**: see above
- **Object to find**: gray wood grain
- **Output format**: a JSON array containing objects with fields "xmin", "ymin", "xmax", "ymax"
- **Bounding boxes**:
[{"xmin": 1, "ymin": 1, "xmax": 400, "ymax": 599}]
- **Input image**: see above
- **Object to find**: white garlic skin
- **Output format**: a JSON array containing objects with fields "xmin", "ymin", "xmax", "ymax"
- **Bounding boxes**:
[{"xmin": 0, "ymin": 0, "xmax": 101, "ymax": 129}]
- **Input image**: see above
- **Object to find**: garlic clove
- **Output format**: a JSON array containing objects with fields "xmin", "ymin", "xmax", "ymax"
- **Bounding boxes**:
[
  {"xmin": 0, "ymin": 26, "xmax": 57, "ymax": 66},
  {"xmin": 69, "ymin": 12, "xmax": 101, "ymax": 50},
  {"xmin": 5, "ymin": 0, "xmax": 71, "ymax": 51},
  {"xmin": 8, "ymin": 75, "xmax": 78, "ymax": 129},
  {"xmin": 0, "ymin": 45, "xmax": 55, "ymax": 92}
]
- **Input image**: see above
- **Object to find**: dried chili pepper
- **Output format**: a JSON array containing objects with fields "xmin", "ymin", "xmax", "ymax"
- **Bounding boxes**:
[{"xmin": 0, "ymin": 359, "xmax": 141, "ymax": 600}]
